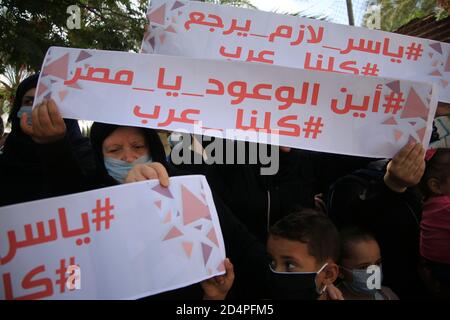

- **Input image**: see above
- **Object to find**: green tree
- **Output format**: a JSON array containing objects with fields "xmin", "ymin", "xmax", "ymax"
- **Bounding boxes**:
[
  {"xmin": 0, "ymin": 0, "xmax": 258, "ymax": 74},
  {"xmin": 0, "ymin": 0, "xmax": 257, "ymax": 126},
  {"xmin": 0, "ymin": 65, "xmax": 32, "ymax": 122},
  {"xmin": 366, "ymin": 0, "xmax": 443, "ymax": 31},
  {"xmin": 0, "ymin": 0, "xmax": 149, "ymax": 73}
]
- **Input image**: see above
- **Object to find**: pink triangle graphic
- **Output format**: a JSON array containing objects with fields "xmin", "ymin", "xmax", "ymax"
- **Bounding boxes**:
[
  {"xmin": 50, "ymin": 79, "xmax": 57, "ymax": 84},
  {"xmin": 36, "ymin": 82, "xmax": 48, "ymax": 97},
  {"xmin": 181, "ymin": 185, "xmax": 211, "ymax": 225},
  {"xmin": 182, "ymin": 241, "xmax": 193, "ymax": 258},
  {"xmin": 42, "ymin": 53, "xmax": 69, "ymax": 80},
  {"xmin": 409, "ymin": 121, "xmax": 417, "ymax": 126},
  {"xmin": 58, "ymin": 90, "xmax": 68, "ymax": 102},
  {"xmin": 195, "ymin": 225, "xmax": 202, "ymax": 230},
  {"xmin": 400, "ymin": 87, "xmax": 429, "ymax": 121},
  {"xmin": 165, "ymin": 25, "xmax": 176, "ymax": 33},
  {"xmin": 163, "ymin": 210, "xmax": 172, "ymax": 223},
  {"xmin": 75, "ymin": 50, "xmax": 92, "ymax": 63},
  {"xmin": 152, "ymin": 184, "xmax": 173, "ymax": 198},
  {"xmin": 386, "ymin": 80, "xmax": 401, "ymax": 93},
  {"xmin": 430, "ymin": 70, "xmax": 442, "ymax": 77},
  {"xmin": 171, "ymin": 1, "xmax": 185, "ymax": 10},
  {"xmin": 416, "ymin": 127, "xmax": 426, "ymax": 142},
  {"xmin": 207, "ymin": 227, "xmax": 219, "ymax": 247},
  {"xmin": 148, "ymin": 4, "xmax": 166, "ymax": 25},
  {"xmin": 201, "ymin": 243, "xmax": 213, "ymax": 266},
  {"xmin": 382, "ymin": 117, "xmax": 397, "ymax": 125},
  {"xmin": 394, "ymin": 129, "xmax": 403, "ymax": 141},
  {"xmin": 163, "ymin": 226, "xmax": 183, "ymax": 241},
  {"xmin": 430, "ymin": 42, "xmax": 442, "ymax": 54},
  {"xmin": 445, "ymin": 53, "xmax": 450, "ymax": 72},
  {"xmin": 154, "ymin": 200, "xmax": 162, "ymax": 209}
]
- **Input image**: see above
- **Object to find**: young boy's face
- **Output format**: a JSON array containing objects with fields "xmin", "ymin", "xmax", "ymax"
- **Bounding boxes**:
[
  {"xmin": 429, "ymin": 154, "xmax": 450, "ymax": 196},
  {"xmin": 267, "ymin": 235, "xmax": 322, "ymax": 272},
  {"xmin": 439, "ymin": 176, "xmax": 450, "ymax": 196},
  {"xmin": 340, "ymin": 239, "xmax": 381, "ymax": 280}
]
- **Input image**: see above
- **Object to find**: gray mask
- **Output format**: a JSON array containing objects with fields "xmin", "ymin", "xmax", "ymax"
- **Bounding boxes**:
[{"xmin": 343, "ymin": 264, "xmax": 383, "ymax": 295}]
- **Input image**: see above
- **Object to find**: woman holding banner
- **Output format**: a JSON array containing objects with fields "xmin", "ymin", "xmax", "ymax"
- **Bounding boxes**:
[{"xmin": 0, "ymin": 74, "xmax": 96, "ymax": 206}]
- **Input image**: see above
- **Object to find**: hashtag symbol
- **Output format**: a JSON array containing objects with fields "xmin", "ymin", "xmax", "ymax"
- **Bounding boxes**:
[
  {"xmin": 91, "ymin": 197, "xmax": 115, "ymax": 231},
  {"xmin": 405, "ymin": 42, "xmax": 423, "ymax": 61},
  {"xmin": 361, "ymin": 63, "xmax": 379, "ymax": 76},
  {"xmin": 55, "ymin": 256, "xmax": 76, "ymax": 293},
  {"xmin": 303, "ymin": 116, "xmax": 324, "ymax": 139},
  {"xmin": 383, "ymin": 92, "xmax": 404, "ymax": 114}
]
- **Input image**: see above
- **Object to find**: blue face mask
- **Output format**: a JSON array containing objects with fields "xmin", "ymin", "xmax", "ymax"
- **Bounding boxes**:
[
  {"xmin": 104, "ymin": 155, "xmax": 152, "ymax": 184},
  {"xmin": 343, "ymin": 265, "xmax": 383, "ymax": 295},
  {"xmin": 17, "ymin": 106, "xmax": 33, "ymax": 125}
]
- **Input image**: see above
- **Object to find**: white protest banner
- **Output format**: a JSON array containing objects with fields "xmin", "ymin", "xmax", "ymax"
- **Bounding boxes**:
[
  {"xmin": 141, "ymin": 0, "xmax": 450, "ymax": 103},
  {"xmin": 34, "ymin": 46, "xmax": 437, "ymax": 158},
  {"xmin": 0, "ymin": 176, "xmax": 225, "ymax": 300}
]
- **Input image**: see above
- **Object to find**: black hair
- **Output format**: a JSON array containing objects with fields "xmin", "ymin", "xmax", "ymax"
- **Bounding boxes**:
[
  {"xmin": 339, "ymin": 226, "xmax": 376, "ymax": 261},
  {"xmin": 420, "ymin": 148, "xmax": 450, "ymax": 198},
  {"xmin": 269, "ymin": 208, "xmax": 340, "ymax": 263}
]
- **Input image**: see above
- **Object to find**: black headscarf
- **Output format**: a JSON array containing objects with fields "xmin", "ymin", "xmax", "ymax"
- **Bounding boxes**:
[
  {"xmin": 0, "ymin": 74, "xmax": 90, "ymax": 206},
  {"xmin": 89, "ymin": 122, "xmax": 168, "ymax": 184},
  {"xmin": 3, "ymin": 73, "xmax": 84, "ymax": 160},
  {"xmin": 8, "ymin": 73, "xmax": 39, "ymax": 123}
]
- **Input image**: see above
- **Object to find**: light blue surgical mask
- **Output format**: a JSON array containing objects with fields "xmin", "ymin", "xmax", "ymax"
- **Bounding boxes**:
[
  {"xmin": 104, "ymin": 155, "xmax": 152, "ymax": 184},
  {"xmin": 17, "ymin": 106, "xmax": 33, "ymax": 125},
  {"xmin": 343, "ymin": 264, "xmax": 383, "ymax": 295}
]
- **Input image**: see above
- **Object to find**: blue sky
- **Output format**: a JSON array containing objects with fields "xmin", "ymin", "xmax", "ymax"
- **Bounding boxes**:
[{"xmin": 250, "ymin": 0, "xmax": 371, "ymax": 26}]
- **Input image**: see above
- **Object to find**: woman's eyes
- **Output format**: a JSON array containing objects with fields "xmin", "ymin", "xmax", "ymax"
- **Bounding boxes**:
[
  {"xmin": 106, "ymin": 145, "xmax": 144, "ymax": 153},
  {"xmin": 22, "ymin": 99, "xmax": 34, "ymax": 106}
]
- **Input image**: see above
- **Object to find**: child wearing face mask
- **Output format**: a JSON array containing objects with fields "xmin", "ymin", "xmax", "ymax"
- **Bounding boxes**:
[
  {"xmin": 418, "ymin": 148, "xmax": 450, "ymax": 299},
  {"xmin": 266, "ymin": 208, "xmax": 342, "ymax": 300},
  {"xmin": 337, "ymin": 226, "xmax": 398, "ymax": 300}
]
